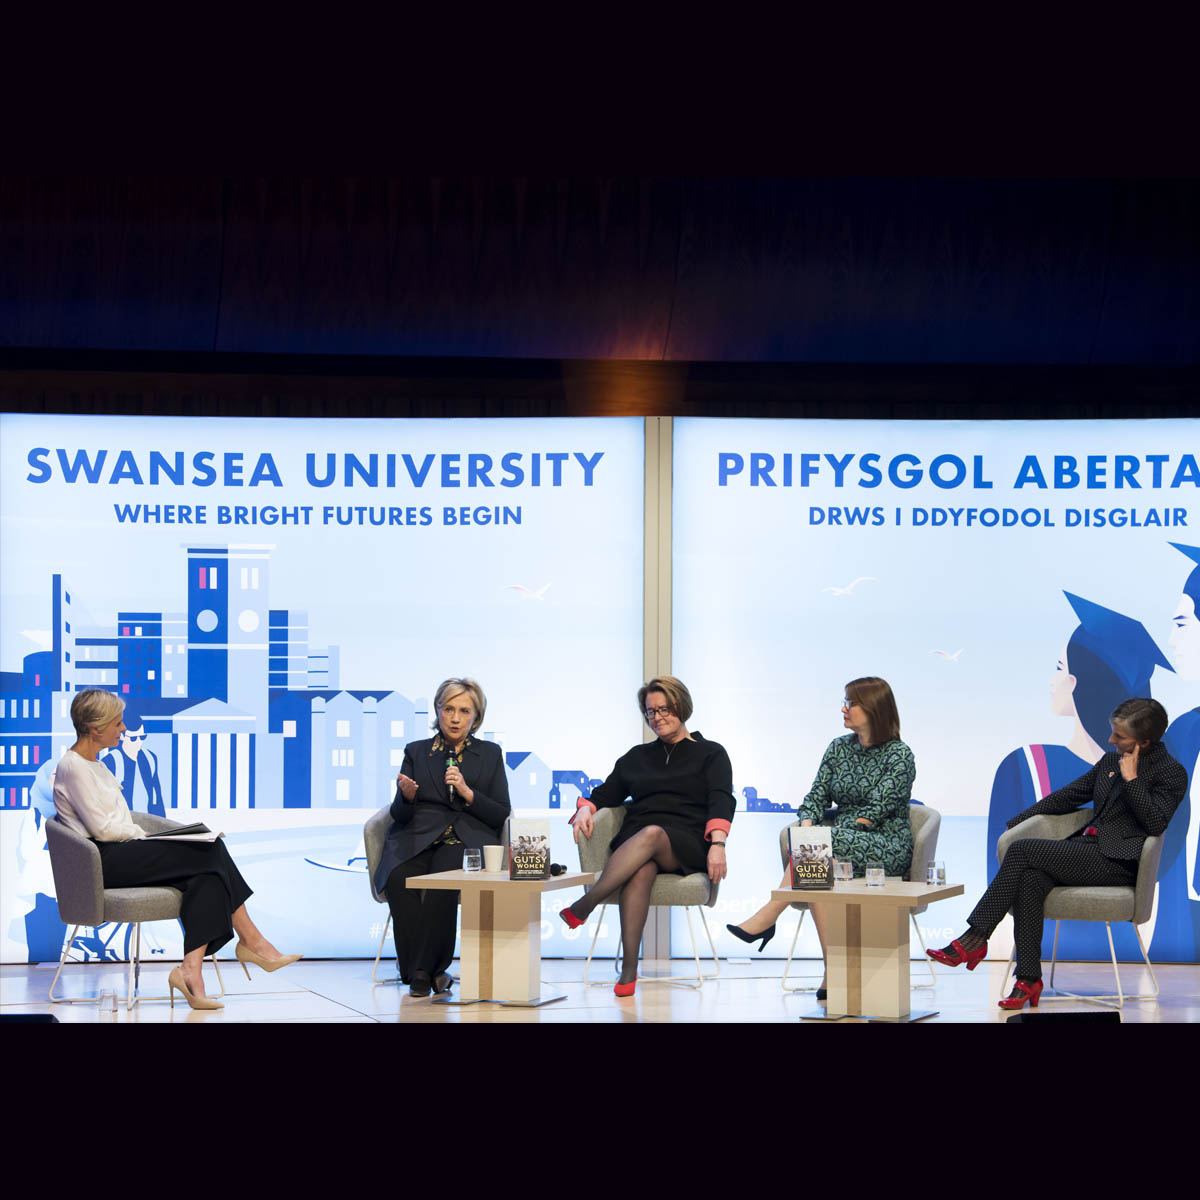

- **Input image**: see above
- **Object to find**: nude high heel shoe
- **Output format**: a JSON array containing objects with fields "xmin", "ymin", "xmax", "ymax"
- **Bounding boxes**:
[
  {"xmin": 235, "ymin": 942, "xmax": 304, "ymax": 979},
  {"xmin": 168, "ymin": 967, "xmax": 224, "ymax": 1011}
]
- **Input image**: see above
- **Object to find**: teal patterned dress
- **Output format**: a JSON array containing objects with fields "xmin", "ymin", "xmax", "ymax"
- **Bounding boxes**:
[{"xmin": 796, "ymin": 735, "xmax": 915, "ymax": 878}]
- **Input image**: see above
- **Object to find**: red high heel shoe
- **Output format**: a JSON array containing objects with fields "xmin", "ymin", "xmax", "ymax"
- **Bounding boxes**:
[
  {"xmin": 559, "ymin": 907, "xmax": 584, "ymax": 930},
  {"xmin": 926, "ymin": 937, "xmax": 988, "ymax": 971},
  {"xmin": 614, "ymin": 977, "xmax": 637, "ymax": 997},
  {"xmin": 998, "ymin": 978, "xmax": 1043, "ymax": 1010}
]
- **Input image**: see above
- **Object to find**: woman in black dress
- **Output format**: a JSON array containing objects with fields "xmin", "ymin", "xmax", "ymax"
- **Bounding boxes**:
[{"xmin": 559, "ymin": 676, "xmax": 734, "ymax": 996}]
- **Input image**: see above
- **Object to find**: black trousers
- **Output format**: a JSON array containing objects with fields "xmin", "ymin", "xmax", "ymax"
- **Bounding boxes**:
[
  {"xmin": 967, "ymin": 837, "xmax": 1136, "ymax": 981},
  {"xmin": 385, "ymin": 841, "xmax": 464, "ymax": 982},
  {"xmin": 97, "ymin": 839, "xmax": 254, "ymax": 956}
]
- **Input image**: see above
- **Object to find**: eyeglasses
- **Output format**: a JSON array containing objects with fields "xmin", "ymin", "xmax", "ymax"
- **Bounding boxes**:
[
  {"xmin": 841, "ymin": 699, "xmax": 858, "ymax": 710},
  {"xmin": 644, "ymin": 706, "xmax": 673, "ymax": 719}
]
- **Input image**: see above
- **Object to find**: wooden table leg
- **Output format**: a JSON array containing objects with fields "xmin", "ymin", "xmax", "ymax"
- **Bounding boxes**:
[
  {"xmin": 448, "ymin": 887, "xmax": 565, "ymax": 1006},
  {"xmin": 455, "ymin": 887, "xmax": 486, "ymax": 1002},
  {"xmin": 823, "ymin": 903, "xmax": 858, "ymax": 1018},
  {"xmin": 861, "ymin": 904, "xmax": 909, "ymax": 1019},
  {"xmin": 490, "ymin": 888, "xmax": 541, "ymax": 1003},
  {"xmin": 801, "ymin": 901, "xmax": 938, "ymax": 1022}
]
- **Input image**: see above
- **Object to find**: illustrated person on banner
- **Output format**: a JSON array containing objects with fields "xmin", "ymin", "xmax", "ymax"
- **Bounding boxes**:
[
  {"xmin": 1151, "ymin": 541, "xmax": 1200, "ymax": 961},
  {"xmin": 986, "ymin": 592, "xmax": 1174, "ymax": 962},
  {"xmin": 100, "ymin": 710, "xmax": 166, "ymax": 818}
]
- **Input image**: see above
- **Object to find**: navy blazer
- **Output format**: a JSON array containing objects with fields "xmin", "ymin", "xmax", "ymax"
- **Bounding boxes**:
[
  {"xmin": 373, "ymin": 736, "xmax": 511, "ymax": 894},
  {"xmin": 1005, "ymin": 741, "xmax": 1187, "ymax": 861}
]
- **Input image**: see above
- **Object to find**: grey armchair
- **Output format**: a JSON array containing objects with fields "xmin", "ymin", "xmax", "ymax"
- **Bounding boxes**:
[
  {"xmin": 364, "ymin": 805, "xmax": 510, "ymax": 982},
  {"xmin": 45, "ymin": 812, "xmax": 225, "ymax": 1009},
  {"xmin": 575, "ymin": 806, "xmax": 720, "ymax": 988},
  {"xmin": 363, "ymin": 805, "xmax": 394, "ymax": 982},
  {"xmin": 777, "ymin": 802, "xmax": 942, "ymax": 992},
  {"xmin": 996, "ymin": 809, "xmax": 1162, "ymax": 1007}
]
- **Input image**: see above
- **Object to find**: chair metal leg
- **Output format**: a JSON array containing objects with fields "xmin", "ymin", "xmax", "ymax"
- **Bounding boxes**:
[
  {"xmin": 126, "ymin": 923, "xmax": 140, "ymax": 1009},
  {"xmin": 1107, "ymin": 922, "xmax": 1125, "ymax": 1008},
  {"xmin": 781, "ymin": 910, "xmax": 821, "ymax": 993},
  {"xmin": 51, "ymin": 922, "xmax": 218, "ymax": 1007},
  {"xmin": 47, "ymin": 925, "xmax": 95, "ymax": 1004},
  {"xmin": 637, "ymin": 906, "xmax": 721, "ymax": 988},
  {"xmin": 371, "ymin": 913, "xmax": 395, "ymax": 983},
  {"xmin": 582, "ymin": 903, "xmax": 610, "ymax": 987},
  {"xmin": 1133, "ymin": 923, "xmax": 1161, "ymax": 1000},
  {"xmin": 1038, "ymin": 921, "xmax": 1160, "ymax": 1008},
  {"xmin": 698, "ymin": 907, "xmax": 721, "ymax": 979},
  {"xmin": 910, "ymin": 914, "xmax": 937, "ymax": 988}
]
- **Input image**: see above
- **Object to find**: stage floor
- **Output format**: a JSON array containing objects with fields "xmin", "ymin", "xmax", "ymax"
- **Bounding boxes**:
[{"xmin": 3, "ymin": 956, "xmax": 1197, "ymax": 1023}]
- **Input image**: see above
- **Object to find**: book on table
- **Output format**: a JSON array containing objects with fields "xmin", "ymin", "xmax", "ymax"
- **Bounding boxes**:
[
  {"xmin": 508, "ymin": 819, "xmax": 551, "ymax": 880},
  {"xmin": 788, "ymin": 825, "xmax": 834, "ymax": 889}
]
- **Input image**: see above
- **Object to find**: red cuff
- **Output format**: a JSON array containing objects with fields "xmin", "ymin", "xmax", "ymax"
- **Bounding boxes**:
[
  {"xmin": 568, "ymin": 797, "xmax": 597, "ymax": 826},
  {"xmin": 705, "ymin": 819, "xmax": 732, "ymax": 841}
]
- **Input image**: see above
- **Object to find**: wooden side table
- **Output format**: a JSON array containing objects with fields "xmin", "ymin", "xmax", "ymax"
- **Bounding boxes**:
[
  {"xmin": 407, "ymin": 869, "xmax": 594, "ymax": 1005},
  {"xmin": 771, "ymin": 880, "xmax": 964, "ymax": 1022}
]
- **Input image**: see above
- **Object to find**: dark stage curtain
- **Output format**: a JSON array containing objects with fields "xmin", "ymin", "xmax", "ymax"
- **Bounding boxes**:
[{"xmin": 2, "ymin": 179, "xmax": 1197, "ymax": 368}]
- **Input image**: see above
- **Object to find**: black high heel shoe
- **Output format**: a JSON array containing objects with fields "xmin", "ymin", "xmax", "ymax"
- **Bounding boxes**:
[{"xmin": 726, "ymin": 923, "xmax": 776, "ymax": 952}]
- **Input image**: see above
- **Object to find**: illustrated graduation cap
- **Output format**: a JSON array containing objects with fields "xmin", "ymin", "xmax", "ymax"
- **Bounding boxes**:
[
  {"xmin": 1064, "ymin": 591, "xmax": 1173, "ymax": 692},
  {"xmin": 1169, "ymin": 542, "xmax": 1200, "ymax": 602}
]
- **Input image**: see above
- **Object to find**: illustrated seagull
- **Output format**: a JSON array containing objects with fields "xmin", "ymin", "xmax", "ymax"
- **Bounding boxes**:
[
  {"xmin": 930, "ymin": 649, "xmax": 964, "ymax": 661},
  {"xmin": 822, "ymin": 577, "xmax": 877, "ymax": 596},
  {"xmin": 502, "ymin": 583, "xmax": 552, "ymax": 600}
]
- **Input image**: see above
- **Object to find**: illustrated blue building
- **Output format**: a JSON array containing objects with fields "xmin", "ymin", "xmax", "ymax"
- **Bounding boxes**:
[{"xmin": 2, "ymin": 547, "xmax": 597, "ymax": 816}]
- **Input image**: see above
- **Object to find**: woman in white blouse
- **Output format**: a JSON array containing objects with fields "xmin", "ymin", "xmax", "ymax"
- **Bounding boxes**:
[{"xmin": 54, "ymin": 689, "xmax": 301, "ymax": 1010}]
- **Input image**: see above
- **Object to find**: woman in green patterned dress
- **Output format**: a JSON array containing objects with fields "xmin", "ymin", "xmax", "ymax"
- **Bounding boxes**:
[{"xmin": 727, "ymin": 677, "xmax": 915, "ymax": 996}]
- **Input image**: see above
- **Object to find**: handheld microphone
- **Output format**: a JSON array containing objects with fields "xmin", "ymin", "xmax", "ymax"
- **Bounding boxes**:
[
  {"xmin": 549, "ymin": 863, "xmax": 569, "ymax": 876},
  {"xmin": 446, "ymin": 754, "xmax": 458, "ymax": 801}
]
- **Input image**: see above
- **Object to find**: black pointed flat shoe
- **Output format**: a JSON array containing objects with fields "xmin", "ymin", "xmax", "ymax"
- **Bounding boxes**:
[
  {"xmin": 409, "ymin": 971, "xmax": 432, "ymax": 998},
  {"xmin": 432, "ymin": 972, "xmax": 455, "ymax": 995}
]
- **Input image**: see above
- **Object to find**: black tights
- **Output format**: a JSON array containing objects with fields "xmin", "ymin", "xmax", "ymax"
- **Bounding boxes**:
[{"xmin": 568, "ymin": 826, "xmax": 681, "ymax": 985}]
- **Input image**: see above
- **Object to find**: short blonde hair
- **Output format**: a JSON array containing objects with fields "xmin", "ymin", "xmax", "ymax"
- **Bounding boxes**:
[
  {"xmin": 70, "ymin": 689, "xmax": 125, "ymax": 738},
  {"xmin": 430, "ymin": 678, "xmax": 487, "ymax": 734},
  {"xmin": 637, "ymin": 676, "xmax": 694, "ymax": 724}
]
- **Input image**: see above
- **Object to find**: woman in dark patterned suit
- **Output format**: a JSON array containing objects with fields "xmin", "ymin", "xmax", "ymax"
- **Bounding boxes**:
[
  {"xmin": 930, "ymin": 697, "xmax": 1188, "ymax": 1010},
  {"xmin": 727, "ymin": 677, "xmax": 915, "ymax": 998},
  {"xmin": 373, "ymin": 678, "xmax": 511, "ymax": 998}
]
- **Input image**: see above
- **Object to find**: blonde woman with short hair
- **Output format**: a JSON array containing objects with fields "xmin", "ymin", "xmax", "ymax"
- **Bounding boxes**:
[{"xmin": 53, "ymin": 689, "xmax": 301, "ymax": 1010}]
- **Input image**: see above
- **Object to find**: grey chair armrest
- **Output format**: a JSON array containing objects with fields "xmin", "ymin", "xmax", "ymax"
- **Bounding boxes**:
[
  {"xmin": 45, "ymin": 818, "xmax": 105, "ymax": 926},
  {"xmin": 997, "ymin": 810, "xmax": 1093, "ymax": 863},
  {"xmin": 1133, "ymin": 834, "xmax": 1165, "ymax": 925},
  {"xmin": 778, "ymin": 822, "xmax": 797, "ymax": 870},
  {"xmin": 907, "ymin": 805, "xmax": 940, "ymax": 883},
  {"xmin": 577, "ymin": 807, "xmax": 625, "ymax": 875},
  {"xmin": 363, "ymin": 806, "xmax": 393, "ymax": 902}
]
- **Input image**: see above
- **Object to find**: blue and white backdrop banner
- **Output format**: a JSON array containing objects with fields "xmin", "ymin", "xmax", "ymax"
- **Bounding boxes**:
[
  {"xmin": 0, "ymin": 415, "xmax": 644, "ymax": 962},
  {"xmin": 672, "ymin": 418, "xmax": 1199, "ymax": 965},
  {"xmin": 1, "ymin": 414, "xmax": 1197, "ymax": 965}
]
